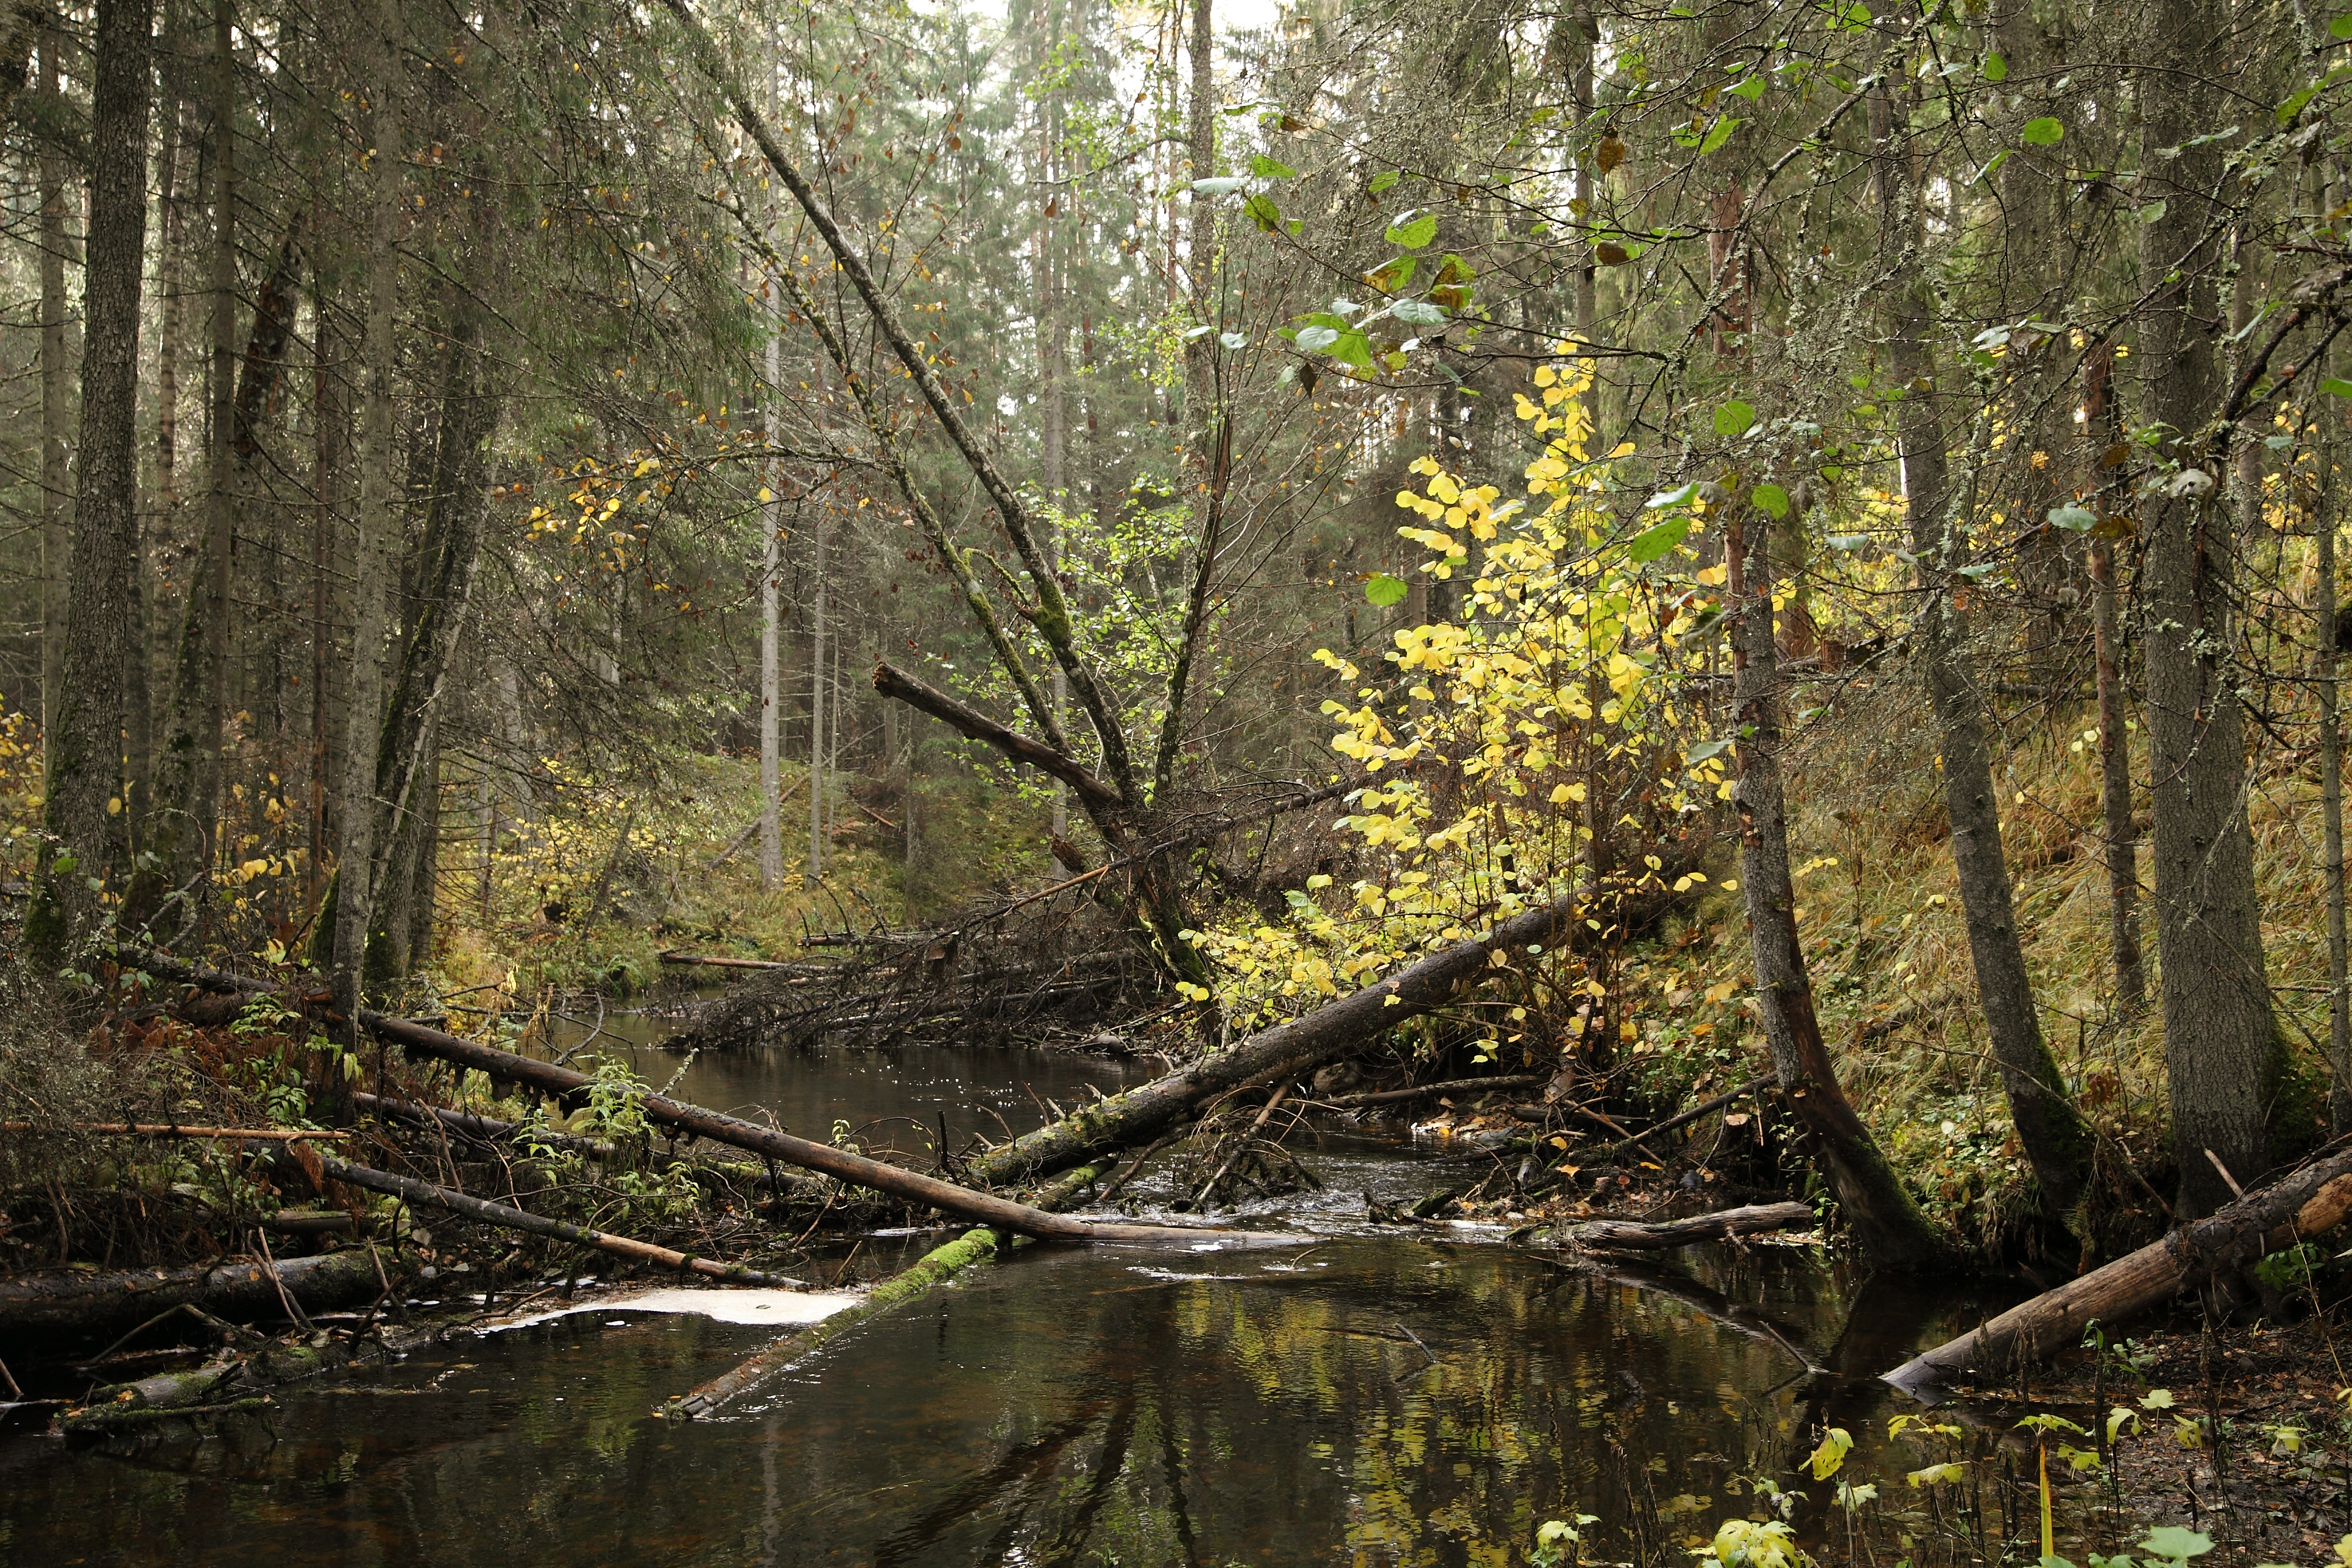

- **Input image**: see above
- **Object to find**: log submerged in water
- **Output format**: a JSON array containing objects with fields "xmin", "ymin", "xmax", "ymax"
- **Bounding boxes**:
[{"xmin": 1884, "ymin": 1143, "xmax": 2352, "ymax": 1393}]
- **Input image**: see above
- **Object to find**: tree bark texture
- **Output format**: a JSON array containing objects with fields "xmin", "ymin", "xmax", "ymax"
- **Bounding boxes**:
[
  {"xmin": 2085, "ymin": 348, "xmax": 2146, "ymax": 1009},
  {"xmin": 1885, "ymin": 1143, "xmax": 2352, "ymax": 1390},
  {"xmin": 325, "ymin": 6, "xmax": 404, "ymax": 1009},
  {"xmin": 2138, "ymin": 0, "xmax": 2283, "ymax": 1217},
  {"xmin": 1871, "ymin": 81, "xmax": 2089, "ymax": 1216},
  {"xmin": 26, "ymin": 0, "xmax": 151, "ymax": 956},
  {"xmin": 1729, "ymin": 506, "xmax": 1944, "ymax": 1266},
  {"xmin": 37, "ymin": 21, "xmax": 71, "ymax": 779},
  {"xmin": 0, "ymin": 1248, "xmax": 388, "ymax": 1341}
]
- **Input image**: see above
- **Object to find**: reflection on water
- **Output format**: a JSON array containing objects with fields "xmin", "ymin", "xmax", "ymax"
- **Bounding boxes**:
[
  {"xmin": 528, "ymin": 995, "xmax": 1140, "ymax": 1162},
  {"xmin": 0, "ymin": 1237, "xmax": 1994, "ymax": 1566},
  {"xmin": 0, "ymin": 991, "xmax": 2005, "ymax": 1564}
]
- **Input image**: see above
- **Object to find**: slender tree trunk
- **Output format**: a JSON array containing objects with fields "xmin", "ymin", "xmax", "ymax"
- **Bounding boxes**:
[
  {"xmin": 2320, "ymin": 428, "xmax": 2351, "ymax": 1134},
  {"xmin": 2084, "ymin": 348, "xmax": 2146, "ymax": 1011},
  {"xmin": 758, "ymin": 332, "xmax": 784, "ymax": 889},
  {"xmin": 26, "ymin": 0, "xmax": 151, "ymax": 956},
  {"xmin": 309, "ymin": 281, "xmax": 342, "ymax": 919},
  {"xmin": 154, "ymin": 0, "xmax": 239, "ymax": 888},
  {"xmin": 1567, "ymin": 0, "xmax": 1595, "ymax": 345},
  {"xmin": 1182, "ymin": 0, "xmax": 1214, "ymax": 465},
  {"xmin": 2138, "ymin": 0, "xmax": 2281, "ymax": 1217},
  {"xmin": 326, "ymin": 0, "xmax": 404, "ymax": 1010},
  {"xmin": 807, "ymin": 502, "xmax": 827, "ymax": 884},
  {"xmin": 1870, "ymin": 82, "xmax": 2089, "ymax": 1215},
  {"xmin": 37, "ymin": 22, "xmax": 70, "ymax": 780},
  {"xmin": 1729, "ymin": 504, "xmax": 1943, "ymax": 1265}
]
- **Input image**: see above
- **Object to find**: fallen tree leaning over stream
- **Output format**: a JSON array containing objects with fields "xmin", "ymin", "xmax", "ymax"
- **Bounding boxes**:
[
  {"xmin": 1883, "ymin": 1140, "xmax": 2352, "ymax": 1392},
  {"xmin": 130, "ymin": 949, "xmax": 1223, "ymax": 1246},
  {"xmin": 1552, "ymin": 1201, "xmax": 1815, "ymax": 1253},
  {"xmin": 963, "ymin": 890, "xmax": 1587, "ymax": 1189}
]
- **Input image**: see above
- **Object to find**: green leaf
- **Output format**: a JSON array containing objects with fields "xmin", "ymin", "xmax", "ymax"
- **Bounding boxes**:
[
  {"xmin": 49, "ymin": 853, "xmax": 77, "ymax": 875},
  {"xmin": 1249, "ymin": 154, "xmax": 1299, "ymax": 178},
  {"xmin": 1698, "ymin": 115, "xmax": 1742, "ymax": 155},
  {"xmin": 1685, "ymin": 738, "xmax": 1733, "ymax": 764},
  {"xmin": 1365, "ymin": 255, "xmax": 1418, "ymax": 292},
  {"xmin": 1365, "ymin": 573, "xmax": 1408, "ymax": 607},
  {"xmin": 2021, "ymin": 117, "xmax": 2065, "ymax": 146},
  {"xmin": 2049, "ymin": 504, "xmax": 2097, "ymax": 531},
  {"xmin": 1647, "ymin": 482, "xmax": 1700, "ymax": 509},
  {"xmin": 1296, "ymin": 325, "xmax": 1340, "ymax": 353},
  {"xmin": 1629, "ymin": 514, "xmax": 1691, "ymax": 563},
  {"xmin": 1385, "ymin": 210, "xmax": 1439, "ymax": 249},
  {"xmin": 2323, "ymin": 377, "xmax": 2352, "ymax": 398},
  {"xmin": 1714, "ymin": 398, "xmax": 1757, "ymax": 437},
  {"xmin": 1983, "ymin": 51, "xmax": 2008, "ymax": 82},
  {"xmin": 1391, "ymin": 298, "xmax": 1448, "ymax": 326},
  {"xmin": 1191, "ymin": 175, "xmax": 1247, "ymax": 196},
  {"xmin": 1972, "ymin": 149, "xmax": 2013, "ymax": 186},
  {"xmin": 1369, "ymin": 169, "xmax": 1401, "ymax": 194},
  {"xmin": 1218, "ymin": 331, "xmax": 1248, "ymax": 350},
  {"xmin": 1330, "ymin": 329, "xmax": 1374, "ymax": 370},
  {"xmin": 2138, "ymin": 199, "xmax": 2167, "ymax": 224},
  {"xmin": 1826, "ymin": 533, "xmax": 1870, "ymax": 551},
  {"xmin": 1751, "ymin": 482, "xmax": 1790, "ymax": 519},
  {"xmin": 1729, "ymin": 74, "xmax": 1767, "ymax": 101},
  {"xmin": 1245, "ymin": 192, "xmax": 1285, "ymax": 233},
  {"xmin": 1805, "ymin": 1427, "xmax": 1854, "ymax": 1480},
  {"xmin": 1957, "ymin": 562, "xmax": 2001, "ymax": 580},
  {"xmin": 2135, "ymin": 1527, "xmax": 2213, "ymax": 1563}
]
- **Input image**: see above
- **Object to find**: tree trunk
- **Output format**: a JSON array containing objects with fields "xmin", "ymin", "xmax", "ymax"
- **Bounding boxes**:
[
  {"xmin": 759, "ymin": 330, "xmax": 785, "ymax": 889},
  {"xmin": 154, "ymin": 0, "xmax": 241, "ymax": 889},
  {"xmin": 1885, "ymin": 1145, "xmax": 2352, "ymax": 1390},
  {"xmin": 36, "ymin": 21, "xmax": 71, "ymax": 783},
  {"xmin": 1729, "ymin": 504, "xmax": 1944, "ymax": 1265},
  {"xmin": 2321, "ymin": 433, "xmax": 2350, "ymax": 1134},
  {"xmin": 0, "ymin": 1248, "xmax": 389, "ymax": 1341},
  {"xmin": 2084, "ymin": 348, "xmax": 2146, "ymax": 1009},
  {"xmin": 25, "ymin": 0, "xmax": 151, "ymax": 957},
  {"xmin": 2138, "ymin": 0, "xmax": 2283, "ymax": 1217},
  {"xmin": 325, "ymin": 0, "xmax": 404, "ymax": 1015},
  {"xmin": 1871, "ymin": 81, "xmax": 2089, "ymax": 1216}
]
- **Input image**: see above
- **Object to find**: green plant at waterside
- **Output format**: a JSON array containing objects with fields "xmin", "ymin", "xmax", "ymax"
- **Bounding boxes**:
[{"xmin": 1530, "ymin": 1510, "xmax": 1600, "ymax": 1568}]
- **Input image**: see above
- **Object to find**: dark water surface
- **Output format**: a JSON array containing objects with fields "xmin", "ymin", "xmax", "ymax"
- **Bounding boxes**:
[{"xmin": 0, "ymin": 1003, "xmax": 2002, "ymax": 1566}]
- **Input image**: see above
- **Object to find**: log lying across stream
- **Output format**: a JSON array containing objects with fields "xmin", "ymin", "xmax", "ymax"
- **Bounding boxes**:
[
  {"xmin": 1553, "ymin": 1201, "xmax": 1816, "ymax": 1252},
  {"xmin": 1884, "ymin": 1142, "xmax": 2352, "ymax": 1393},
  {"xmin": 964, "ymin": 890, "xmax": 1586, "ymax": 1187},
  {"xmin": 130, "ymin": 949, "xmax": 1230, "ymax": 1246},
  {"xmin": 0, "ymin": 1249, "xmax": 401, "ymax": 1340}
]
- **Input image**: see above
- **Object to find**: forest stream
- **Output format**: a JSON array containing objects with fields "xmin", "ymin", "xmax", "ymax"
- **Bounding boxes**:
[{"xmin": 0, "ymin": 1007, "xmax": 2011, "ymax": 1568}]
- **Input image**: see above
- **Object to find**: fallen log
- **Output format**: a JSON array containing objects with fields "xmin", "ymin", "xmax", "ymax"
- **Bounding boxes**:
[
  {"xmin": 129, "ymin": 948, "xmax": 1229, "ymax": 1246},
  {"xmin": 1884, "ymin": 1143, "xmax": 2352, "ymax": 1393},
  {"xmin": 0, "ymin": 1121, "xmax": 348, "ymax": 1142},
  {"xmin": 319, "ymin": 1155, "xmax": 803, "ymax": 1288},
  {"xmin": 1321, "ymin": 1075, "xmax": 1544, "ymax": 1111},
  {"xmin": 352, "ymin": 1090, "xmax": 825, "ymax": 1196},
  {"xmin": 658, "ymin": 1226, "xmax": 1000, "ymax": 1420},
  {"xmin": 965, "ymin": 890, "xmax": 1587, "ymax": 1187},
  {"xmin": 656, "ymin": 950, "xmax": 800, "ymax": 971},
  {"xmin": 58, "ymin": 1335, "xmax": 381, "ymax": 1438},
  {"xmin": 1550, "ymin": 1200, "xmax": 1815, "ymax": 1253},
  {"xmin": 0, "ymin": 1248, "xmax": 404, "ymax": 1340}
]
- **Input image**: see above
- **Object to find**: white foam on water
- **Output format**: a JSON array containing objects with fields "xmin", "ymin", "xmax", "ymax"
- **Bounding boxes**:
[{"xmin": 480, "ymin": 1287, "xmax": 863, "ymax": 1332}]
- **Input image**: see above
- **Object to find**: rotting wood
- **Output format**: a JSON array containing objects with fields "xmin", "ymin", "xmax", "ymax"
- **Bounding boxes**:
[
  {"xmin": 0, "ymin": 1122, "xmax": 350, "ymax": 1141},
  {"xmin": 0, "ymin": 1248, "xmax": 403, "ymax": 1340},
  {"xmin": 961, "ymin": 889, "xmax": 1589, "ymax": 1188},
  {"xmin": 1884, "ymin": 1143, "xmax": 2352, "ymax": 1393},
  {"xmin": 127, "ymin": 948, "xmax": 1242, "ymax": 1246},
  {"xmin": 1321, "ymin": 1075, "xmax": 1544, "ymax": 1111},
  {"xmin": 1549, "ymin": 1200, "xmax": 1815, "ymax": 1253},
  {"xmin": 320, "ymin": 1155, "xmax": 805, "ymax": 1287},
  {"xmin": 657, "ymin": 950, "xmax": 801, "ymax": 970},
  {"xmin": 351, "ymin": 1090, "xmax": 827, "ymax": 1197},
  {"xmin": 658, "ymin": 1226, "xmax": 1001, "ymax": 1421}
]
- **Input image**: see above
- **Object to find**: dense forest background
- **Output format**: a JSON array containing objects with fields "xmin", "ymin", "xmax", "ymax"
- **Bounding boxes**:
[{"xmin": 7, "ymin": 0, "xmax": 2352, "ymax": 1256}]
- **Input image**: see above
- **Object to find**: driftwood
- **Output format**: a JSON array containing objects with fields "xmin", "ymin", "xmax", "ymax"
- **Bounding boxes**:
[
  {"xmin": 1552, "ymin": 1201, "xmax": 1815, "ymax": 1253},
  {"xmin": 0, "ymin": 1248, "xmax": 402, "ymax": 1340},
  {"xmin": 657, "ymin": 950, "xmax": 799, "ymax": 971},
  {"xmin": 658, "ymin": 1226, "xmax": 1001, "ymax": 1421},
  {"xmin": 965, "ymin": 889, "xmax": 1587, "ymax": 1187},
  {"xmin": 58, "ymin": 1335, "xmax": 392, "ymax": 1438},
  {"xmin": 319, "ymin": 1155, "xmax": 803, "ymax": 1288},
  {"xmin": 1321, "ymin": 1075, "xmax": 1544, "ymax": 1111},
  {"xmin": 129, "ymin": 949, "xmax": 1227, "ymax": 1246},
  {"xmin": 1884, "ymin": 1143, "xmax": 2352, "ymax": 1392}
]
